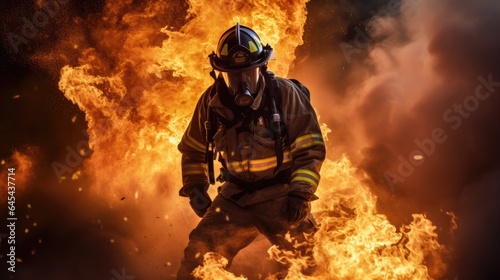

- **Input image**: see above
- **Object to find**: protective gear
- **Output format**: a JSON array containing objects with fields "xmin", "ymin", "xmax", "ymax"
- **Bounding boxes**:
[
  {"xmin": 178, "ymin": 77, "xmax": 325, "ymax": 207},
  {"xmin": 209, "ymin": 23, "xmax": 273, "ymax": 107},
  {"xmin": 178, "ymin": 25, "xmax": 326, "ymax": 279},
  {"xmin": 177, "ymin": 194, "xmax": 317, "ymax": 280},
  {"xmin": 282, "ymin": 192, "xmax": 310, "ymax": 225},
  {"xmin": 188, "ymin": 184, "xmax": 212, "ymax": 217},
  {"xmin": 221, "ymin": 67, "xmax": 260, "ymax": 107}
]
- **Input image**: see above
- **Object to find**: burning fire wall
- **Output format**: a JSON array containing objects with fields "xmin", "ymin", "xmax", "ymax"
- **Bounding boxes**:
[{"xmin": 1, "ymin": 0, "xmax": 500, "ymax": 279}]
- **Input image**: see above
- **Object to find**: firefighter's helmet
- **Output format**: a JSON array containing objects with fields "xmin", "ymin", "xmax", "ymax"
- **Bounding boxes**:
[
  {"xmin": 209, "ymin": 23, "xmax": 273, "ymax": 72},
  {"xmin": 209, "ymin": 24, "xmax": 273, "ymax": 107}
]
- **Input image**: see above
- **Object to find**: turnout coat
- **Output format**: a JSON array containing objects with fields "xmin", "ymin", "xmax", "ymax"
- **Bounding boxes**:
[{"xmin": 178, "ymin": 74, "xmax": 326, "ymax": 207}]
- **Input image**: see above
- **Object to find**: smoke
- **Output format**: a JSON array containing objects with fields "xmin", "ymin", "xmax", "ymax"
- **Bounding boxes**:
[{"xmin": 291, "ymin": 0, "xmax": 500, "ymax": 278}]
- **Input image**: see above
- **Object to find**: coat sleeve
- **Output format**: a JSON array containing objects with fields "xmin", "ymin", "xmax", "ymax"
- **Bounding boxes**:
[
  {"xmin": 177, "ymin": 87, "xmax": 212, "ymax": 197},
  {"xmin": 279, "ymin": 78, "xmax": 326, "ymax": 201}
]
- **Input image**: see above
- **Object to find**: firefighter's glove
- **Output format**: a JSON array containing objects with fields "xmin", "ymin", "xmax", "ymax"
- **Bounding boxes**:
[
  {"xmin": 188, "ymin": 184, "xmax": 212, "ymax": 218},
  {"xmin": 283, "ymin": 192, "xmax": 310, "ymax": 225}
]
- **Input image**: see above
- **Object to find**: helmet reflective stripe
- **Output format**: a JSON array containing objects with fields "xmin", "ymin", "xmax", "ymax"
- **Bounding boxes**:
[
  {"xmin": 251, "ymin": 35, "xmax": 262, "ymax": 49},
  {"xmin": 248, "ymin": 41, "xmax": 258, "ymax": 53},
  {"xmin": 221, "ymin": 44, "xmax": 229, "ymax": 56}
]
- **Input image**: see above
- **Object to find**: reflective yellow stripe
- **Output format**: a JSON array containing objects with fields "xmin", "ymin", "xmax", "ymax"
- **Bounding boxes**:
[
  {"xmin": 291, "ymin": 176, "xmax": 318, "ymax": 188},
  {"xmin": 291, "ymin": 169, "xmax": 320, "ymax": 188},
  {"xmin": 250, "ymin": 157, "xmax": 276, "ymax": 165},
  {"xmin": 182, "ymin": 163, "xmax": 206, "ymax": 175},
  {"xmin": 291, "ymin": 133, "xmax": 324, "ymax": 154},
  {"xmin": 227, "ymin": 151, "xmax": 292, "ymax": 173},
  {"xmin": 184, "ymin": 136, "xmax": 205, "ymax": 152},
  {"xmin": 182, "ymin": 164, "xmax": 206, "ymax": 170},
  {"xmin": 183, "ymin": 163, "xmax": 205, "ymax": 168},
  {"xmin": 251, "ymin": 156, "xmax": 292, "ymax": 172},
  {"xmin": 292, "ymin": 134, "xmax": 324, "ymax": 150},
  {"xmin": 292, "ymin": 169, "xmax": 319, "ymax": 181},
  {"xmin": 183, "ymin": 170, "xmax": 206, "ymax": 175}
]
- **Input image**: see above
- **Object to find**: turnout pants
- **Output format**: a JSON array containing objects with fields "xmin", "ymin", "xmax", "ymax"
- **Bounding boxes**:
[{"xmin": 177, "ymin": 194, "xmax": 317, "ymax": 279}]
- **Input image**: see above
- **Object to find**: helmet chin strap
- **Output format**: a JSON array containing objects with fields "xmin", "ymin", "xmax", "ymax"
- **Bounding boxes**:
[{"xmin": 209, "ymin": 68, "xmax": 217, "ymax": 81}]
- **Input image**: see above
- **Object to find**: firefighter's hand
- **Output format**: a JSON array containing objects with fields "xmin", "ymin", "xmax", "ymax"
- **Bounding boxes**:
[
  {"xmin": 283, "ymin": 192, "xmax": 310, "ymax": 225},
  {"xmin": 188, "ymin": 184, "xmax": 212, "ymax": 218}
]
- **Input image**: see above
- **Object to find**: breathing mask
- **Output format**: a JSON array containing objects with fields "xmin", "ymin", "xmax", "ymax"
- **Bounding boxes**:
[{"xmin": 221, "ymin": 67, "xmax": 260, "ymax": 107}]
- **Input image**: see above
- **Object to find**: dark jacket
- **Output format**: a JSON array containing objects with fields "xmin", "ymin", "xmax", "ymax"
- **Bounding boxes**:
[{"xmin": 178, "ymin": 74, "xmax": 326, "ymax": 206}]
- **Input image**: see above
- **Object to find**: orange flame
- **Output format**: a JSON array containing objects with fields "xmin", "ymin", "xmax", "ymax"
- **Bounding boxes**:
[
  {"xmin": 58, "ymin": 0, "xmax": 309, "ymax": 201},
  {"xmin": 56, "ymin": 0, "xmax": 449, "ymax": 278},
  {"xmin": 192, "ymin": 252, "xmax": 247, "ymax": 280},
  {"xmin": 190, "ymin": 157, "xmax": 448, "ymax": 279},
  {"xmin": 308, "ymin": 156, "xmax": 447, "ymax": 279}
]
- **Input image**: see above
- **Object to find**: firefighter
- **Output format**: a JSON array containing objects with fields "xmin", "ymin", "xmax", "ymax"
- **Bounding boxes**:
[{"xmin": 177, "ymin": 23, "xmax": 326, "ymax": 279}]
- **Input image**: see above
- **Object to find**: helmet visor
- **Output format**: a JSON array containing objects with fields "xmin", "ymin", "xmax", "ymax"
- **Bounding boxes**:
[{"xmin": 221, "ymin": 67, "xmax": 260, "ymax": 96}]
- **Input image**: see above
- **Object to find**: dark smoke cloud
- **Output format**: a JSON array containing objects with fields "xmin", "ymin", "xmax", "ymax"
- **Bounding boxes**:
[{"xmin": 292, "ymin": 0, "xmax": 500, "ymax": 278}]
